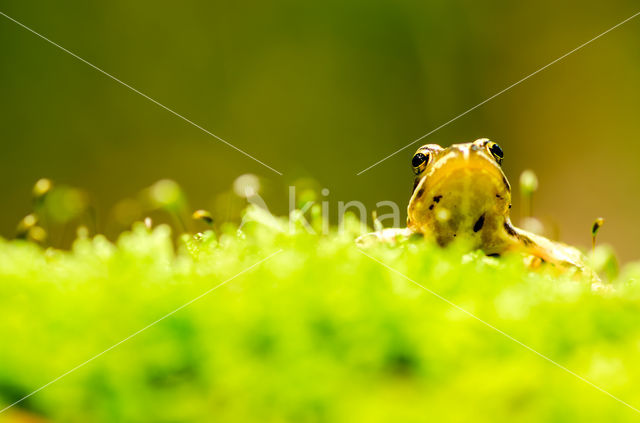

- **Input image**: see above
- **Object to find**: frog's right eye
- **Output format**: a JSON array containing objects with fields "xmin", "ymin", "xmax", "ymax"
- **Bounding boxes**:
[{"xmin": 412, "ymin": 152, "xmax": 429, "ymax": 174}]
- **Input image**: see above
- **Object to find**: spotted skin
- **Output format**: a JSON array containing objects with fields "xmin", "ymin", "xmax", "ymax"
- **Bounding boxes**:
[{"xmin": 358, "ymin": 138, "xmax": 593, "ymax": 276}]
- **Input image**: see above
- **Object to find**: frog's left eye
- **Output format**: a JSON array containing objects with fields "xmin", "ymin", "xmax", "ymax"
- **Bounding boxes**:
[
  {"xmin": 487, "ymin": 141, "xmax": 503, "ymax": 165},
  {"xmin": 411, "ymin": 152, "xmax": 430, "ymax": 174}
]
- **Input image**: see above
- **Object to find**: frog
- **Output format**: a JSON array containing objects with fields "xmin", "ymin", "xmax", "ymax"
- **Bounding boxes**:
[{"xmin": 357, "ymin": 138, "xmax": 594, "ymax": 276}]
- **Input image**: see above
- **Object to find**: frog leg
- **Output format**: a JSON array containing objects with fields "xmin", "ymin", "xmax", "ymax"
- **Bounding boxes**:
[
  {"xmin": 505, "ymin": 224, "xmax": 600, "ymax": 282},
  {"xmin": 356, "ymin": 227, "xmax": 417, "ymax": 246},
  {"xmin": 514, "ymin": 228, "xmax": 583, "ymax": 269}
]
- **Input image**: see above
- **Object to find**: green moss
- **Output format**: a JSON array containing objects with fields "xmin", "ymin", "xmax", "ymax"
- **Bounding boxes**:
[{"xmin": 1, "ymin": 207, "xmax": 640, "ymax": 422}]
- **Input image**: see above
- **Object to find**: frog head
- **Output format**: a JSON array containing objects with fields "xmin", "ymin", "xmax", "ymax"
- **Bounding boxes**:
[{"xmin": 407, "ymin": 138, "xmax": 513, "ymax": 250}]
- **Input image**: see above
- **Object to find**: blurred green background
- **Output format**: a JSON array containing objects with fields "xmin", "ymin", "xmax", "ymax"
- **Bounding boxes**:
[{"xmin": 1, "ymin": 1, "xmax": 639, "ymax": 260}]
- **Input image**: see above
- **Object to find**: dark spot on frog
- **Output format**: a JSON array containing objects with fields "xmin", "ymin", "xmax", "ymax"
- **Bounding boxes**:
[
  {"xmin": 428, "ymin": 204, "xmax": 434, "ymax": 210},
  {"xmin": 520, "ymin": 235, "xmax": 534, "ymax": 246},
  {"xmin": 433, "ymin": 195, "xmax": 442, "ymax": 203},
  {"xmin": 502, "ymin": 176, "xmax": 511, "ymax": 192},
  {"xmin": 412, "ymin": 179, "xmax": 419, "ymax": 194},
  {"xmin": 495, "ymin": 194, "xmax": 502, "ymax": 199},
  {"xmin": 416, "ymin": 188, "xmax": 424, "ymax": 198},
  {"xmin": 487, "ymin": 253, "xmax": 500, "ymax": 257},
  {"xmin": 504, "ymin": 222, "xmax": 518, "ymax": 238},
  {"xmin": 508, "ymin": 204, "xmax": 512, "ymax": 209},
  {"xmin": 473, "ymin": 214, "xmax": 485, "ymax": 232}
]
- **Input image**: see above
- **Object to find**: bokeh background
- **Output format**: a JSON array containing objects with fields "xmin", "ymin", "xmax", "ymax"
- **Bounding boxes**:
[{"xmin": 1, "ymin": 0, "xmax": 639, "ymax": 260}]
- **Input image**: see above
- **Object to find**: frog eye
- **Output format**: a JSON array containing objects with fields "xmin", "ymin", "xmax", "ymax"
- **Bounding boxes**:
[
  {"xmin": 487, "ymin": 141, "xmax": 503, "ymax": 165},
  {"xmin": 411, "ymin": 152, "xmax": 429, "ymax": 174}
]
